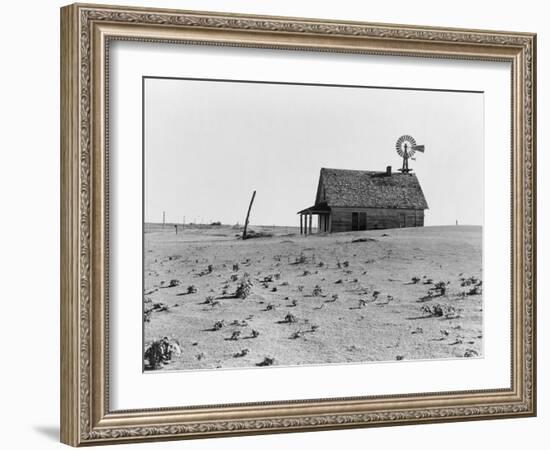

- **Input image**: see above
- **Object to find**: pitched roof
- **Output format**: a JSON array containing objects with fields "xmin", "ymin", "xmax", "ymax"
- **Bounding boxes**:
[{"xmin": 316, "ymin": 168, "xmax": 428, "ymax": 210}]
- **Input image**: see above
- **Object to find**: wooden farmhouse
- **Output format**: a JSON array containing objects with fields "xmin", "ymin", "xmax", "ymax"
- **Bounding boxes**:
[{"xmin": 297, "ymin": 167, "xmax": 428, "ymax": 234}]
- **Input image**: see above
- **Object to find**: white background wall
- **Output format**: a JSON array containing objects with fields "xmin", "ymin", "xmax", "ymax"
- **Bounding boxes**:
[{"xmin": 0, "ymin": 1, "xmax": 546, "ymax": 449}]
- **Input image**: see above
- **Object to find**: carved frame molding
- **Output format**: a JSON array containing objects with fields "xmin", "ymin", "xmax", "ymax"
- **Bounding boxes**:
[{"xmin": 60, "ymin": 3, "xmax": 536, "ymax": 446}]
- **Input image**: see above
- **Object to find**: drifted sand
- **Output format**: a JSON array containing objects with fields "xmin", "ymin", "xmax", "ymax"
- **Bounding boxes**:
[{"xmin": 144, "ymin": 224, "xmax": 482, "ymax": 371}]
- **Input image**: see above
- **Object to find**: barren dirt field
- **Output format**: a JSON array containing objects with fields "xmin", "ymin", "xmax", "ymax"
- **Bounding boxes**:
[{"xmin": 144, "ymin": 224, "xmax": 483, "ymax": 371}]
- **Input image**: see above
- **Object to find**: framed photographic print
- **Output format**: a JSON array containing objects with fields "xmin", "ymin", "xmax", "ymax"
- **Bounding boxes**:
[{"xmin": 60, "ymin": 3, "xmax": 537, "ymax": 446}]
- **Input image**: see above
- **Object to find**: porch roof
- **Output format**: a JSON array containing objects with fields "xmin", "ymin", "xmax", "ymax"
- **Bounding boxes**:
[{"xmin": 297, "ymin": 202, "xmax": 331, "ymax": 215}]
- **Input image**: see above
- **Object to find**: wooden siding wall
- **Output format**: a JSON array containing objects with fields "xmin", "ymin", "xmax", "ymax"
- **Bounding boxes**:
[{"xmin": 330, "ymin": 207, "xmax": 424, "ymax": 232}]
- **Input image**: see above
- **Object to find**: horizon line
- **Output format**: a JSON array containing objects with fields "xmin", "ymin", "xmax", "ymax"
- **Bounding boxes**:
[{"xmin": 143, "ymin": 222, "xmax": 483, "ymax": 227}]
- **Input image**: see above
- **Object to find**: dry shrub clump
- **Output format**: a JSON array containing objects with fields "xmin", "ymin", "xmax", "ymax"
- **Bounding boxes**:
[
  {"xmin": 233, "ymin": 349, "xmax": 249, "ymax": 358},
  {"xmin": 290, "ymin": 330, "xmax": 303, "ymax": 339},
  {"xmin": 432, "ymin": 281, "xmax": 448, "ymax": 296},
  {"xmin": 312, "ymin": 285, "xmax": 323, "ymax": 297},
  {"xmin": 256, "ymin": 356, "xmax": 275, "ymax": 367},
  {"xmin": 144, "ymin": 301, "xmax": 169, "ymax": 322},
  {"xmin": 293, "ymin": 254, "xmax": 308, "ymax": 265},
  {"xmin": 235, "ymin": 277, "xmax": 253, "ymax": 299},
  {"xmin": 283, "ymin": 313, "xmax": 297, "ymax": 323},
  {"xmin": 420, "ymin": 304, "xmax": 460, "ymax": 319},
  {"xmin": 212, "ymin": 320, "xmax": 225, "ymax": 331},
  {"xmin": 144, "ymin": 337, "xmax": 181, "ymax": 370}
]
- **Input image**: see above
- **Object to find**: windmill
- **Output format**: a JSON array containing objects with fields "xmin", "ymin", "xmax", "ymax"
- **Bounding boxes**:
[{"xmin": 395, "ymin": 134, "xmax": 425, "ymax": 174}]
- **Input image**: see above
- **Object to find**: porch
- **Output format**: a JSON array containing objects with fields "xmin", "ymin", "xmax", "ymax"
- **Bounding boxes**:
[{"xmin": 297, "ymin": 202, "xmax": 331, "ymax": 235}]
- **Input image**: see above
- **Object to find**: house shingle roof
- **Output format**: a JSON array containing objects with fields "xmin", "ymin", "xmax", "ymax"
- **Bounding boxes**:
[{"xmin": 317, "ymin": 168, "xmax": 428, "ymax": 210}]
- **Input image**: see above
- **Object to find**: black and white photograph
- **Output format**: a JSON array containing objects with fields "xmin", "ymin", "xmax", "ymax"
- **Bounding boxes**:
[
  {"xmin": 142, "ymin": 77, "xmax": 484, "ymax": 371},
  {"xmin": 0, "ymin": 0, "xmax": 543, "ymax": 447}
]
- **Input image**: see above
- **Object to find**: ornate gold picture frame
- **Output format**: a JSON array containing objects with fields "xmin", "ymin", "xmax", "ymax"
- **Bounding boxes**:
[{"xmin": 60, "ymin": 3, "xmax": 536, "ymax": 446}]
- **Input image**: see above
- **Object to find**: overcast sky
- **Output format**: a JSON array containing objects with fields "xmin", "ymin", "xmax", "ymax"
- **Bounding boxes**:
[{"xmin": 144, "ymin": 78, "xmax": 483, "ymax": 227}]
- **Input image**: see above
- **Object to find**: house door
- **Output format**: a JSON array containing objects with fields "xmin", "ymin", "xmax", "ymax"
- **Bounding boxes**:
[
  {"xmin": 358, "ymin": 212, "xmax": 367, "ymax": 230},
  {"xmin": 399, "ymin": 213, "xmax": 406, "ymax": 228},
  {"xmin": 351, "ymin": 212, "xmax": 359, "ymax": 231}
]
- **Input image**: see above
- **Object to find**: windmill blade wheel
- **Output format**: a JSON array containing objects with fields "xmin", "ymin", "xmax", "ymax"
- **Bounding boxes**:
[{"xmin": 395, "ymin": 134, "xmax": 417, "ymax": 157}]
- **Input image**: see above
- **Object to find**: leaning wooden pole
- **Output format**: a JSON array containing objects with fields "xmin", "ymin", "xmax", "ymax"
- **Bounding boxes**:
[{"xmin": 242, "ymin": 190, "xmax": 256, "ymax": 240}]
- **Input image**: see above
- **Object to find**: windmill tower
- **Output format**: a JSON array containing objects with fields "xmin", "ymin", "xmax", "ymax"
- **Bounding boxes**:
[{"xmin": 395, "ymin": 135, "xmax": 425, "ymax": 174}]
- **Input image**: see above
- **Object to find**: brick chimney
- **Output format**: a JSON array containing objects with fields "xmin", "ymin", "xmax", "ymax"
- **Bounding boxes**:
[{"xmin": 386, "ymin": 166, "xmax": 392, "ymax": 176}]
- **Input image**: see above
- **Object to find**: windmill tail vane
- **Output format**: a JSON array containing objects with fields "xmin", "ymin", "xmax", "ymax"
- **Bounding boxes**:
[{"xmin": 395, "ymin": 135, "xmax": 425, "ymax": 174}]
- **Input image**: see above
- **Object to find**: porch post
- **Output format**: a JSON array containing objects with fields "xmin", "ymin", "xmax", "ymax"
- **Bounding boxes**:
[
  {"xmin": 300, "ymin": 214, "xmax": 303, "ymax": 235},
  {"xmin": 309, "ymin": 213, "xmax": 313, "ymax": 234}
]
